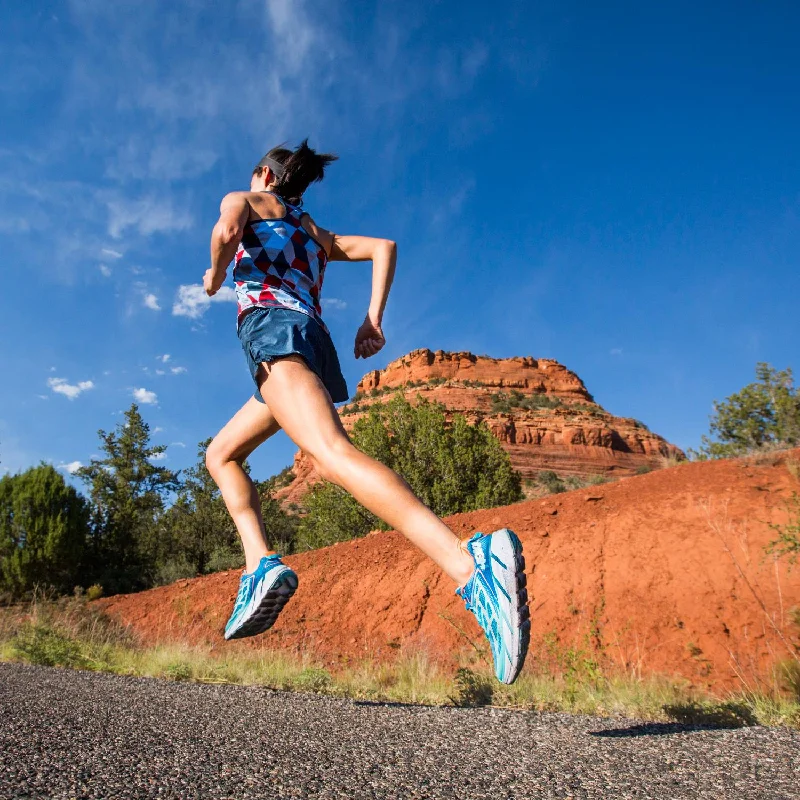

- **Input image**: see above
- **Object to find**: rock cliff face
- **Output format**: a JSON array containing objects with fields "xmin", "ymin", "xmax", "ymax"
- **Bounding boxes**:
[{"xmin": 275, "ymin": 349, "xmax": 684, "ymax": 504}]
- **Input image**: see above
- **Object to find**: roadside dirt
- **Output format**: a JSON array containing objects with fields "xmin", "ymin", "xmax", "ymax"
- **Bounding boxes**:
[{"xmin": 98, "ymin": 450, "xmax": 800, "ymax": 692}]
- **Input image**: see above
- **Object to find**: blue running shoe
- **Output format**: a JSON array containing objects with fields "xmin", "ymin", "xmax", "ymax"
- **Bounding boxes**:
[
  {"xmin": 224, "ymin": 555, "xmax": 298, "ymax": 640},
  {"xmin": 456, "ymin": 529, "xmax": 530, "ymax": 684}
]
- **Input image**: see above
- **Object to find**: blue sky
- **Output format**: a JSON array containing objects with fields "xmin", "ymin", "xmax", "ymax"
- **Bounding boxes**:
[{"xmin": 1, "ymin": 0, "xmax": 798, "ymax": 483}]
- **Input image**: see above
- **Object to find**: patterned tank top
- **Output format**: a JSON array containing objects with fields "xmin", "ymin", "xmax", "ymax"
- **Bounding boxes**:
[{"xmin": 233, "ymin": 192, "xmax": 329, "ymax": 333}]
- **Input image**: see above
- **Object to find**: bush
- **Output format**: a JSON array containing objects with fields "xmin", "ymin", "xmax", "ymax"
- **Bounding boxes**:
[
  {"xmin": 294, "ymin": 667, "xmax": 333, "ymax": 693},
  {"xmin": 490, "ymin": 390, "xmax": 563, "ymax": 414},
  {"xmin": 766, "ymin": 493, "xmax": 800, "ymax": 566},
  {"xmin": 155, "ymin": 555, "xmax": 197, "ymax": 586},
  {"xmin": 297, "ymin": 395, "xmax": 523, "ymax": 550},
  {"xmin": 86, "ymin": 584, "xmax": 104, "ymax": 602},
  {"xmin": 207, "ymin": 546, "xmax": 245, "ymax": 573},
  {"xmin": 450, "ymin": 667, "xmax": 493, "ymax": 707},
  {"xmin": 537, "ymin": 471, "xmax": 566, "ymax": 495},
  {"xmin": 12, "ymin": 623, "xmax": 86, "ymax": 668}
]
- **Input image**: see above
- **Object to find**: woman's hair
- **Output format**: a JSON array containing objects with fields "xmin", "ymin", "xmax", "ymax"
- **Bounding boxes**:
[{"xmin": 253, "ymin": 139, "xmax": 337, "ymax": 206}]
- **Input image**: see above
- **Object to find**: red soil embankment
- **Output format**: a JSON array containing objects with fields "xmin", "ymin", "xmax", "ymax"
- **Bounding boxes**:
[{"xmin": 98, "ymin": 452, "xmax": 800, "ymax": 692}]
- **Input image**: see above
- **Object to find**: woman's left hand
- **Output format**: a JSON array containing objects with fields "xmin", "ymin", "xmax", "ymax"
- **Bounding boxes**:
[{"xmin": 354, "ymin": 315, "xmax": 386, "ymax": 359}]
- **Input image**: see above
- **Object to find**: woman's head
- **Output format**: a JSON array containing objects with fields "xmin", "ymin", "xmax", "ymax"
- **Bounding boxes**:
[{"xmin": 251, "ymin": 139, "xmax": 337, "ymax": 205}]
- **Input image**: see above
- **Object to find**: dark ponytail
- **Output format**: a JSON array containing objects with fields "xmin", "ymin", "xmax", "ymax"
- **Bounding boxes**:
[{"xmin": 256, "ymin": 139, "xmax": 337, "ymax": 206}]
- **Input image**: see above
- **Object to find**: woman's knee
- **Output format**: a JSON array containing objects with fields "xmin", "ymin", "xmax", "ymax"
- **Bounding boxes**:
[
  {"xmin": 308, "ymin": 439, "xmax": 358, "ymax": 485},
  {"xmin": 206, "ymin": 437, "xmax": 234, "ymax": 477}
]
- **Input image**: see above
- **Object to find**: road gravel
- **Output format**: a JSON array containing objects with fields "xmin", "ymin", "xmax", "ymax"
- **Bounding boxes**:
[{"xmin": 0, "ymin": 663, "xmax": 797, "ymax": 799}]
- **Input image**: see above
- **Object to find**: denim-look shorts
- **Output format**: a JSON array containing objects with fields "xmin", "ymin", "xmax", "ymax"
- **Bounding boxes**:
[{"xmin": 237, "ymin": 306, "xmax": 349, "ymax": 404}]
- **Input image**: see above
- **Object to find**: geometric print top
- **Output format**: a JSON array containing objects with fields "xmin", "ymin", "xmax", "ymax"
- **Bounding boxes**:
[{"xmin": 232, "ymin": 191, "xmax": 330, "ymax": 334}]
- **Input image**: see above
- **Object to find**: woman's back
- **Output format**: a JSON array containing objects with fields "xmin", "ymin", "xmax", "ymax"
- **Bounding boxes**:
[{"xmin": 232, "ymin": 191, "xmax": 330, "ymax": 332}]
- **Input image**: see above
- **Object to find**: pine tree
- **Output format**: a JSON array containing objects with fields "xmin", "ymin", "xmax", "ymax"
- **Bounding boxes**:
[
  {"xmin": 695, "ymin": 363, "xmax": 800, "ymax": 459},
  {"xmin": 0, "ymin": 464, "xmax": 89, "ymax": 597},
  {"xmin": 77, "ymin": 404, "xmax": 179, "ymax": 594}
]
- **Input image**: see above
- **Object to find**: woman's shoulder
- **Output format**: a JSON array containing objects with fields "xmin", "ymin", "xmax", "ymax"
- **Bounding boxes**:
[{"xmin": 241, "ymin": 191, "xmax": 287, "ymax": 223}]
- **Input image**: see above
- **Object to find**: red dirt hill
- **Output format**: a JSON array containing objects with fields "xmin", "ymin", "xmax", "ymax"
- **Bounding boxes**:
[
  {"xmin": 99, "ymin": 451, "xmax": 800, "ymax": 693},
  {"xmin": 275, "ymin": 349, "xmax": 684, "ymax": 506}
]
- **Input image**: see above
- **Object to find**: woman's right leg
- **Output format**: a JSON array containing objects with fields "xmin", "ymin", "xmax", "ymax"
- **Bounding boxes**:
[{"xmin": 206, "ymin": 396, "xmax": 282, "ymax": 573}]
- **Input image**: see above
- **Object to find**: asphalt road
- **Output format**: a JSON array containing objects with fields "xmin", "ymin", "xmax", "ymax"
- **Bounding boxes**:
[{"xmin": 0, "ymin": 663, "xmax": 797, "ymax": 799}]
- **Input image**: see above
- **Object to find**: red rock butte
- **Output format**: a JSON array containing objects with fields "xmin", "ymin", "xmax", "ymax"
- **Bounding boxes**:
[{"xmin": 276, "ymin": 349, "xmax": 685, "ymax": 505}]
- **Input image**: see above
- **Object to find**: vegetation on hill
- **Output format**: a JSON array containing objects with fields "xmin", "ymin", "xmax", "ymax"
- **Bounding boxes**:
[
  {"xmin": 694, "ymin": 363, "xmax": 800, "ymax": 459},
  {"xmin": 297, "ymin": 394, "xmax": 523, "ymax": 551}
]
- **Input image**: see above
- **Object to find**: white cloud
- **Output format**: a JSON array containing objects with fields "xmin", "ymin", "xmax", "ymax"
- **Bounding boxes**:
[
  {"xmin": 153, "ymin": 426, "xmax": 164, "ymax": 434},
  {"xmin": 48, "ymin": 377, "xmax": 94, "ymax": 400},
  {"xmin": 323, "ymin": 297, "xmax": 347, "ymax": 310},
  {"xmin": 101, "ymin": 247, "xmax": 123, "ymax": 259},
  {"xmin": 158, "ymin": 354, "xmax": 171, "ymax": 363},
  {"xmin": 143, "ymin": 292, "xmax": 161, "ymax": 311},
  {"xmin": 172, "ymin": 284, "xmax": 237, "ymax": 319},
  {"xmin": 148, "ymin": 451, "xmax": 167, "ymax": 461},
  {"xmin": 132, "ymin": 387, "xmax": 158, "ymax": 404},
  {"xmin": 155, "ymin": 369, "xmax": 165, "ymax": 375},
  {"xmin": 170, "ymin": 366, "xmax": 187, "ymax": 375},
  {"xmin": 99, "ymin": 263, "xmax": 112, "ymax": 277},
  {"xmin": 58, "ymin": 460, "xmax": 83, "ymax": 474},
  {"xmin": 171, "ymin": 441, "xmax": 186, "ymax": 448}
]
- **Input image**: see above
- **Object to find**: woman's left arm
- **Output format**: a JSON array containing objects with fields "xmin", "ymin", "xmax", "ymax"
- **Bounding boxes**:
[{"xmin": 205, "ymin": 192, "xmax": 250, "ymax": 296}]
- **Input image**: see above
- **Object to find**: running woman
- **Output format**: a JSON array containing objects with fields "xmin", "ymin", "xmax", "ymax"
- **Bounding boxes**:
[{"xmin": 203, "ymin": 140, "xmax": 530, "ymax": 683}]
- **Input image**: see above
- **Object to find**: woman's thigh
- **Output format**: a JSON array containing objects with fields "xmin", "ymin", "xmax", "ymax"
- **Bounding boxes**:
[
  {"xmin": 208, "ymin": 395, "xmax": 282, "ymax": 465},
  {"xmin": 255, "ymin": 356, "xmax": 351, "ymax": 460}
]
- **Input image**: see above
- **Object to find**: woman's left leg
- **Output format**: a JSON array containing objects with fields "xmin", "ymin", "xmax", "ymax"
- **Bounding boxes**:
[{"xmin": 206, "ymin": 396, "xmax": 282, "ymax": 573}]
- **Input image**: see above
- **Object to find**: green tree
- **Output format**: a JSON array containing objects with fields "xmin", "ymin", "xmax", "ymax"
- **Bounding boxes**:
[
  {"xmin": 298, "ymin": 394, "xmax": 523, "ymax": 550},
  {"xmin": 77, "ymin": 404, "xmax": 179, "ymax": 594},
  {"xmin": 694, "ymin": 363, "xmax": 800, "ymax": 459},
  {"xmin": 157, "ymin": 441, "xmax": 301, "ymax": 582},
  {"xmin": 0, "ymin": 464, "xmax": 89, "ymax": 597}
]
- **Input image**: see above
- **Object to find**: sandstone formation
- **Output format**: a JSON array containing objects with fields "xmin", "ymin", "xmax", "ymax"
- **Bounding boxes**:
[{"xmin": 275, "ymin": 349, "xmax": 684, "ymax": 504}]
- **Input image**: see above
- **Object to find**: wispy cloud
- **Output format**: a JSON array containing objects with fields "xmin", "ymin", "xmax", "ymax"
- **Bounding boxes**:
[
  {"xmin": 323, "ymin": 297, "xmax": 347, "ymax": 310},
  {"xmin": 58, "ymin": 460, "xmax": 83, "ymax": 474},
  {"xmin": 170, "ymin": 366, "xmax": 187, "ymax": 375},
  {"xmin": 107, "ymin": 196, "xmax": 193, "ymax": 239},
  {"xmin": 99, "ymin": 263, "xmax": 112, "ymax": 277},
  {"xmin": 172, "ymin": 284, "xmax": 237, "ymax": 319},
  {"xmin": 158, "ymin": 354, "xmax": 171, "ymax": 363},
  {"xmin": 48, "ymin": 377, "xmax": 94, "ymax": 400},
  {"xmin": 132, "ymin": 387, "xmax": 158, "ymax": 404},
  {"xmin": 610, "ymin": 348, "xmax": 623, "ymax": 356},
  {"xmin": 101, "ymin": 247, "xmax": 123, "ymax": 259}
]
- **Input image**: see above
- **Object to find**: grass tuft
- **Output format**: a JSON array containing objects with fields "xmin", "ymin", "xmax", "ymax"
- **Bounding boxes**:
[{"xmin": 1, "ymin": 599, "xmax": 798, "ymax": 728}]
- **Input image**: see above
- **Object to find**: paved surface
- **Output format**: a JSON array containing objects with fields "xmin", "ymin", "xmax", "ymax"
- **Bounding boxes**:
[{"xmin": 0, "ymin": 663, "xmax": 797, "ymax": 799}]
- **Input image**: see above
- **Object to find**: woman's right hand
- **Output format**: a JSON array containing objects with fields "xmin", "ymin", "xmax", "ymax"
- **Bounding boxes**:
[{"xmin": 354, "ymin": 314, "xmax": 386, "ymax": 359}]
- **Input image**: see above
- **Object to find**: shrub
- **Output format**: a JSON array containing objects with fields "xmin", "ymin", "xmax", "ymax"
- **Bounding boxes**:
[
  {"xmin": 12, "ymin": 623, "xmax": 86, "ymax": 668},
  {"xmin": 537, "ymin": 471, "xmax": 566, "ymax": 495},
  {"xmin": 450, "ymin": 667, "xmax": 493, "ymax": 707},
  {"xmin": 297, "ymin": 395, "xmax": 523, "ymax": 550},
  {"xmin": 207, "ymin": 546, "xmax": 245, "ymax": 573},
  {"xmin": 85, "ymin": 584, "xmax": 104, "ymax": 602},
  {"xmin": 766, "ymin": 493, "xmax": 800, "ymax": 566},
  {"xmin": 294, "ymin": 667, "xmax": 333, "ymax": 693}
]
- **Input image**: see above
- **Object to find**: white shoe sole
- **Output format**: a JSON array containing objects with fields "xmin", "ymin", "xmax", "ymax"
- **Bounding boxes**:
[{"xmin": 488, "ymin": 529, "xmax": 530, "ymax": 684}]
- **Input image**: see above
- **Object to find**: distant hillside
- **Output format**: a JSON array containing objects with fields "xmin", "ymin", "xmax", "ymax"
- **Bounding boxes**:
[{"xmin": 275, "ymin": 348, "xmax": 684, "ymax": 505}]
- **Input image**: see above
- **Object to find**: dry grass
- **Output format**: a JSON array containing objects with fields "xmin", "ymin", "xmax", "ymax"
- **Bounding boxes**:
[{"xmin": 0, "ymin": 596, "xmax": 797, "ymax": 728}]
